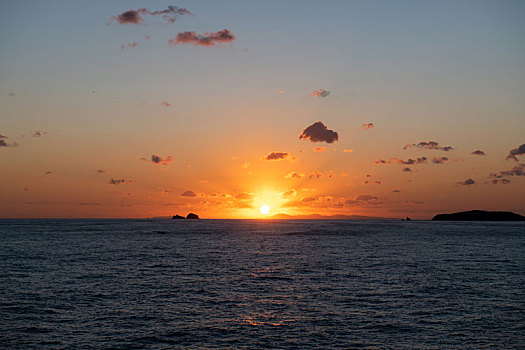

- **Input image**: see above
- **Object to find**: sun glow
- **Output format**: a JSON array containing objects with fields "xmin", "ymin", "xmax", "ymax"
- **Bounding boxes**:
[{"xmin": 259, "ymin": 205, "xmax": 270, "ymax": 215}]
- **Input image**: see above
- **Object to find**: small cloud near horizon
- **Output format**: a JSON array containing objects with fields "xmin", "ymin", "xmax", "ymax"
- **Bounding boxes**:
[
  {"xmin": 180, "ymin": 190, "xmax": 197, "ymax": 197},
  {"xmin": 265, "ymin": 152, "xmax": 289, "ymax": 160},
  {"xmin": 299, "ymin": 121, "xmax": 338, "ymax": 143},
  {"xmin": 0, "ymin": 134, "xmax": 17, "ymax": 147},
  {"xmin": 108, "ymin": 178, "xmax": 134, "ymax": 185},
  {"xmin": 471, "ymin": 150, "xmax": 486, "ymax": 156},
  {"xmin": 141, "ymin": 154, "xmax": 173, "ymax": 166},
  {"xmin": 362, "ymin": 123, "xmax": 374, "ymax": 130},
  {"xmin": 456, "ymin": 178, "xmax": 475, "ymax": 186}
]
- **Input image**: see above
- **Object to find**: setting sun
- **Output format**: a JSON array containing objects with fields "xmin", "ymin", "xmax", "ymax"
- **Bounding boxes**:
[{"xmin": 259, "ymin": 205, "xmax": 270, "ymax": 215}]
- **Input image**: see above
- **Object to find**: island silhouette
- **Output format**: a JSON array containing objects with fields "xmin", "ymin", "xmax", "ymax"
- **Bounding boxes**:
[{"xmin": 432, "ymin": 210, "xmax": 524, "ymax": 221}]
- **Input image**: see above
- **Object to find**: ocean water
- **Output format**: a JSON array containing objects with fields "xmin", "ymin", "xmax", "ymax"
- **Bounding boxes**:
[{"xmin": 1, "ymin": 219, "xmax": 524, "ymax": 349}]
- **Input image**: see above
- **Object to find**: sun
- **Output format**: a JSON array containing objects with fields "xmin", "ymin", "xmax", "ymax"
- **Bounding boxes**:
[{"xmin": 259, "ymin": 205, "xmax": 270, "ymax": 215}]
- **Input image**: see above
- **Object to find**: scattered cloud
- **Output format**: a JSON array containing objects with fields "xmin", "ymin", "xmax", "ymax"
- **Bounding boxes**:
[
  {"xmin": 169, "ymin": 29, "xmax": 235, "ymax": 47},
  {"xmin": 108, "ymin": 178, "xmax": 134, "ymax": 185},
  {"xmin": 0, "ymin": 134, "xmax": 17, "ymax": 147},
  {"xmin": 151, "ymin": 154, "xmax": 173, "ymax": 165},
  {"xmin": 506, "ymin": 144, "xmax": 525, "ymax": 161},
  {"xmin": 120, "ymin": 42, "xmax": 138, "ymax": 50},
  {"xmin": 181, "ymin": 190, "xmax": 197, "ymax": 197},
  {"xmin": 432, "ymin": 156, "xmax": 449, "ymax": 164},
  {"xmin": 299, "ymin": 121, "xmax": 338, "ymax": 143},
  {"xmin": 402, "ymin": 167, "xmax": 412, "ymax": 172},
  {"xmin": 488, "ymin": 163, "xmax": 525, "ymax": 184},
  {"xmin": 309, "ymin": 171, "xmax": 323, "ymax": 179},
  {"xmin": 285, "ymin": 171, "xmax": 304, "ymax": 179},
  {"xmin": 32, "ymin": 130, "xmax": 48, "ymax": 137},
  {"xmin": 313, "ymin": 147, "xmax": 327, "ymax": 152},
  {"xmin": 310, "ymin": 89, "xmax": 330, "ymax": 98},
  {"xmin": 374, "ymin": 157, "xmax": 427, "ymax": 165},
  {"xmin": 161, "ymin": 101, "xmax": 171, "ymax": 107},
  {"xmin": 471, "ymin": 150, "xmax": 486, "ymax": 156},
  {"xmin": 361, "ymin": 123, "xmax": 374, "ymax": 130},
  {"xmin": 456, "ymin": 178, "xmax": 475, "ymax": 186},
  {"xmin": 110, "ymin": 6, "xmax": 191, "ymax": 25},
  {"xmin": 403, "ymin": 141, "xmax": 454, "ymax": 151},
  {"xmin": 265, "ymin": 152, "xmax": 289, "ymax": 160},
  {"xmin": 489, "ymin": 178, "xmax": 511, "ymax": 185}
]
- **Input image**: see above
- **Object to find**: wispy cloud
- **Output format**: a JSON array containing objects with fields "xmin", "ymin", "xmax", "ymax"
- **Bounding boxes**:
[
  {"xmin": 110, "ymin": 6, "xmax": 192, "ymax": 25},
  {"xmin": 32, "ymin": 130, "xmax": 48, "ymax": 137},
  {"xmin": 506, "ymin": 143, "xmax": 525, "ymax": 161},
  {"xmin": 488, "ymin": 163, "xmax": 525, "ymax": 184},
  {"xmin": 361, "ymin": 123, "xmax": 374, "ymax": 130},
  {"xmin": 310, "ymin": 89, "xmax": 330, "ymax": 98},
  {"xmin": 471, "ymin": 150, "xmax": 486, "ymax": 156},
  {"xmin": 265, "ymin": 152, "xmax": 289, "ymax": 160},
  {"xmin": 108, "ymin": 178, "xmax": 134, "ymax": 185},
  {"xmin": 432, "ymin": 156, "xmax": 449, "ymax": 164},
  {"xmin": 403, "ymin": 141, "xmax": 454, "ymax": 151},
  {"xmin": 169, "ymin": 29, "xmax": 235, "ymax": 47},
  {"xmin": 299, "ymin": 121, "xmax": 338, "ymax": 143},
  {"xmin": 0, "ymin": 134, "xmax": 17, "ymax": 147},
  {"xmin": 374, "ymin": 157, "xmax": 427, "ymax": 165}
]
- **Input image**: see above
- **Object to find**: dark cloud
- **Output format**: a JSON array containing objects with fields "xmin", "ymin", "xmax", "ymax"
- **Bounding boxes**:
[
  {"xmin": 402, "ymin": 167, "xmax": 412, "ymax": 172},
  {"xmin": 456, "ymin": 178, "xmax": 475, "ymax": 186},
  {"xmin": 44, "ymin": 171, "xmax": 53, "ymax": 175},
  {"xmin": 108, "ymin": 178, "xmax": 133, "ymax": 185},
  {"xmin": 356, "ymin": 195, "xmax": 378, "ymax": 201},
  {"xmin": 403, "ymin": 141, "xmax": 454, "ymax": 151},
  {"xmin": 432, "ymin": 156, "xmax": 449, "ymax": 164},
  {"xmin": 393, "ymin": 189, "xmax": 401, "ymax": 193},
  {"xmin": 169, "ymin": 29, "xmax": 235, "ymax": 47},
  {"xmin": 506, "ymin": 144, "xmax": 525, "ymax": 161},
  {"xmin": 97, "ymin": 169, "xmax": 105, "ymax": 174},
  {"xmin": 311, "ymin": 89, "xmax": 330, "ymax": 98},
  {"xmin": 489, "ymin": 178, "xmax": 511, "ymax": 185},
  {"xmin": 0, "ymin": 134, "xmax": 17, "ymax": 147},
  {"xmin": 180, "ymin": 190, "xmax": 197, "ymax": 197},
  {"xmin": 151, "ymin": 154, "xmax": 173, "ymax": 165},
  {"xmin": 471, "ymin": 150, "xmax": 486, "ymax": 156},
  {"xmin": 121, "ymin": 42, "xmax": 138, "ymax": 50},
  {"xmin": 265, "ymin": 152, "xmax": 289, "ymax": 160},
  {"xmin": 111, "ymin": 6, "xmax": 191, "ymax": 25},
  {"xmin": 299, "ymin": 121, "xmax": 338, "ymax": 143},
  {"xmin": 32, "ymin": 130, "xmax": 48, "ymax": 137},
  {"xmin": 488, "ymin": 163, "xmax": 525, "ymax": 183},
  {"xmin": 375, "ymin": 157, "xmax": 427, "ymax": 165},
  {"xmin": 362, "ymin": 123, "xmax": 374, "ymax": 130}
]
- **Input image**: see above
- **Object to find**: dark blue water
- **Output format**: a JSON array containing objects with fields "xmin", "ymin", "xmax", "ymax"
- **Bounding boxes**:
[{"xmin": 1, "ymin": 219, "xmax": 524, "ymax": 349}]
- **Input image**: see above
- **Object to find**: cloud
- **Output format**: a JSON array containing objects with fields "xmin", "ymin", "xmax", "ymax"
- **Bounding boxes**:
[
  {"xmin": 180, "ymin": 190, "xmax": 197, "ymax": 197},
  {"xmin": 393, "ymin": 189, "xmax": 401, "ymax": 193},
  {"xmin": 282, "ymin": 190, "xmax": 296, "ymax": 199},
  {"xmin": 108, "ymin": 178, "xmax": 133, "ymax": 185},
  {"xmin": 285, "ymin": 171, "xmax": 304, "ymax": 179},
  {"xmin": 506, "ymin": 144, "xmax": 525, "ymax": 161},
  {"xmin": 96, "ymin": 169, "xmax": 105, "ymax": 174},
  {"xmin": 235, "ymin": 193, "xmax": 253, "ymax": 200},
  {"xmin": 403, "ymin": 141, "xmax": 454, "ymax": 151},
  {"xmin": 402, "ymin": 167, "xmax": 412, "ymax": 172},
  {"xmin": 343, "ymin": 149, "xmax": 353, "ymax": 153},
  {"xmin": 265, "ymin": 152, "xmax": 289, "ymax": 160},
  {"xmin": 32, "ymin": 130, "xmax": 48, "ymax": 137},
  {"xmin": 44, "ymin": 171, "xmax": 53, "ymax": 175},
  {"xmin": 361, "ymin": 123, "xmax": 374, "ymax": 130},
  {"xmin": 301, "ymin": 197, "xmax": 316, "ymax": 203},
  {"xmin": 151, "ymin": 154, "xmax": 173, "ymax": 165},
  {"xmin": 489, "ymin": 178, "xmax": 511, "ymax": 185},
  {"xmin": 456, "ymin": 178, "xmax": 475, "ymax": 186},
  {"xmin": 111, "ymin": 6, "xmax": 191, "ymax": 25},
  {"xmin": 169, "ymin": 29, "xmax": 235, "ymax": 47},
  {"xmin": 488, "ymin": 163, "xmax": 525, "ymax": 183},
  {"xmin": 311, "ymin": 89, "xmax": 330, "ymax": 98},
  {"xmin": 120, "ymin": 42, "xmax": 138, "ymax": 50},
  {"xmin": 355, "ymin": 195, "xmax": 378, "ymax": 201},
  {"xmin": 0, "ymin": 134, "xmax": 17, "ymax": 147},
  {"xmin": 161, "ymin": 101, "xmax": 171, "ymax": 107},
  {"xmin": 299, "ymin": 121, "xmax": 338, "ymax": 143},
  {"xmin": 374, "ymin": 157, "xmax": 427, "ymax": 165},
  {"xmin": 432, "ymin": 156, "xmax": 449, "ymax": 164},
  {"xmin": 313, "ymin": 147, "xmax": 327, "ymax": 152},
  {"xmin": 471, "ymin": 150, "xmax": 486, "ymax": 156},
  {"xmin": 309, "ymin": 171, "xmax": 323, "ymax": 179}
]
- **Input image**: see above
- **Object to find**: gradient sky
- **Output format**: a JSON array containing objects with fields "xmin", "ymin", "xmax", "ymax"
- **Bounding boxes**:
[{"xmin": 1, "ymin": 0, "xmax": 524, "ymax": 218}]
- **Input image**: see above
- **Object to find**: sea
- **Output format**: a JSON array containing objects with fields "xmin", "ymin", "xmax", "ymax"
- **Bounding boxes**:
[{"xmin": 1, "ymin": 219, "xmax": 524, "ymax": 349}]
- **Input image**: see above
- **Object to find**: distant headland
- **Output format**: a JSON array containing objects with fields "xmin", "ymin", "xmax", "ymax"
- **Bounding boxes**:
[{"xmin": 432, "ymin": 210, "xmax": 525, "ymax": 221}]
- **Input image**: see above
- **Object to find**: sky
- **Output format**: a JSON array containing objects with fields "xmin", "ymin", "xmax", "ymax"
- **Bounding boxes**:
[{"xmin": 1, "ymin": 0, "xmax": 524, "ymax": 219}]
